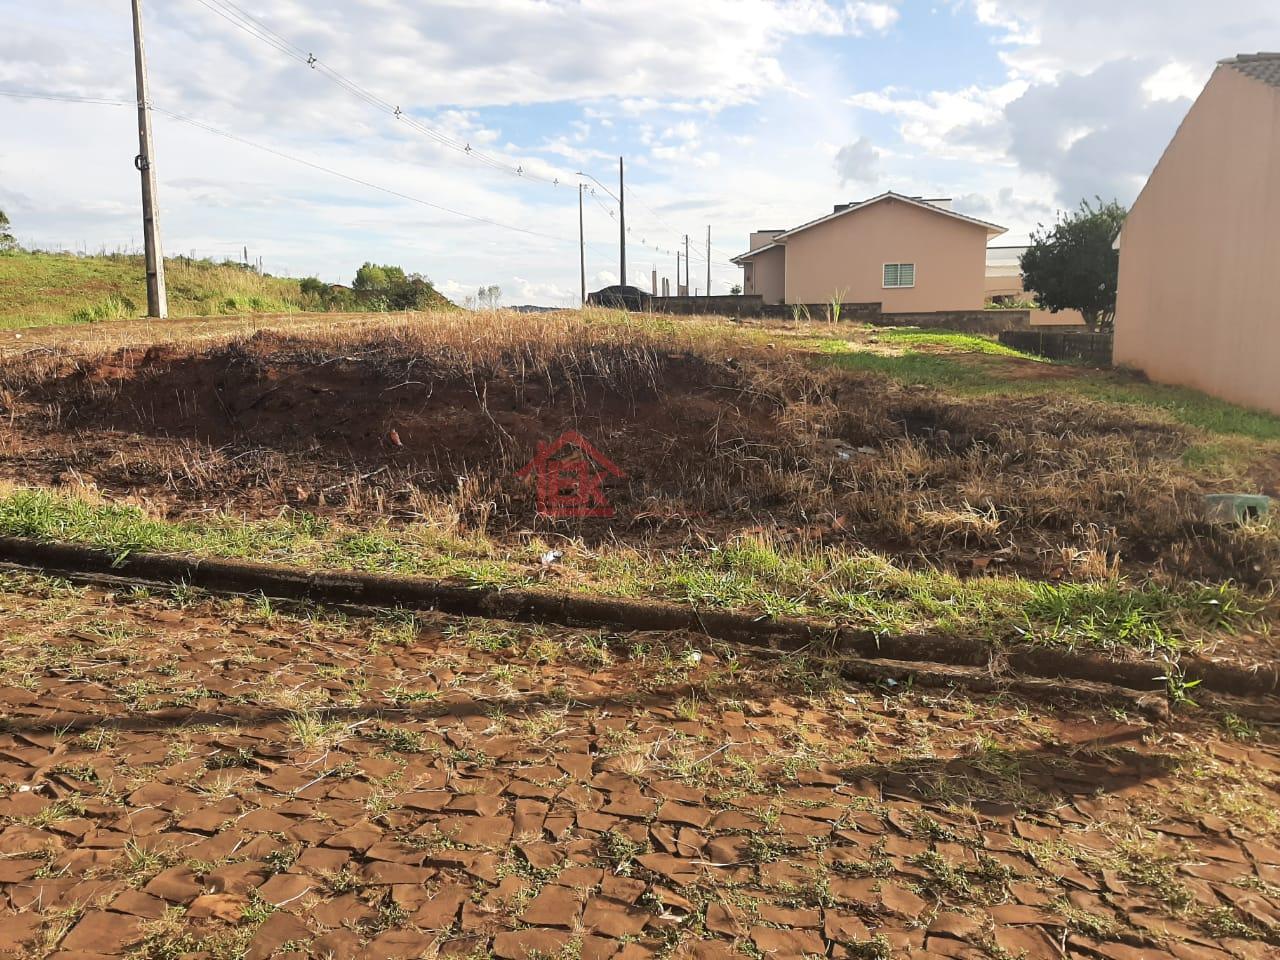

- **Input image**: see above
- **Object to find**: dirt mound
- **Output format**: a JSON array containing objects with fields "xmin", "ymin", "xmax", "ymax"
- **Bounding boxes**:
[{"xmin": 2, "ymin": 328, "xmax": 1273, "ymax": 582}]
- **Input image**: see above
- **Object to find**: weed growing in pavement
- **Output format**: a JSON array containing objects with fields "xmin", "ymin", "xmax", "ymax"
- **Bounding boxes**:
[
  {"xmin": 322, "ymin": 867, "xmax": 366, "ymax": 895},
  {"xmin": 598, "ymin": 829, "xmax": 649, "ymax": 874},
  {"xmin": 367, "ymin": 724, "xmax": 427, "ymax": 753},
  {"xmin": 842, "ymin": 935, "xmax": 893, "ymax": 960},
  {"xmin": 370, "ymin": 608, "xmax": 421, "ymax": 647},
  {"xmin": 240, "ymin": 893, "xmax": 276, "ymax": 924}
]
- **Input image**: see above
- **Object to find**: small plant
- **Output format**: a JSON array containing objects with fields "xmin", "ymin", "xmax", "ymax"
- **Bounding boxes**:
[
  {"xmin": 598, "ymin": 829, "xmax": 647, "ymax": 873},
  {"xmin": 1154, "ymin": 655, "xmax": 1202, "ymax": 709},
  {"xmin": 828, "ymin": 288, "xmax": 846, "ymax": 324},
  {"xmin": 843, "ymin": 935, "xmax": 892, "ymax": 960},
  {"xmin": 323, "ymin": 867, "xmax": 365, "ymax": 894},
  {"xmin": 367, "ymin": 724, "xmax": 426, "ymax": 753},
  {"xmin": 241, "ymin": 893, "xmax": 276, "ymax": 924},
  {"xmin": 1222, "ymin": 712, "xmax": 1259, "ymax": 741},
  {"xmin": 673, "ymin": 695, "xmax": 701, "ymax": 722},
  {"xmin": 263, "ymin": 845, "xmax": 299, "ymax": 875},
  {"xmin": 206, "ymin": 747, "xmax": 257, "ymax": 770}
]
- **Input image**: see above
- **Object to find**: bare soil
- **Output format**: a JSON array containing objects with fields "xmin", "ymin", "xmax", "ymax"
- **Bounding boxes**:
[
  {"xmin": 0, "ymin": 571, "xmax": 1278, "ymax": 959},
  {"xmin": 3, "ymin": 327, "xmax": 1275, "ymax": 585}
]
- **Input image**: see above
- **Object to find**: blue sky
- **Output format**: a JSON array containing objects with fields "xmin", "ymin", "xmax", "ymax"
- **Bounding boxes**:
[{"xmin": 1, "ymin": 0, "xmax": 1277, "ymax": 306}]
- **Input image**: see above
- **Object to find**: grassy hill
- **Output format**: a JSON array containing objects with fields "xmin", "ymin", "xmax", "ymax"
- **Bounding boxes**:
[{"xmin": 0, "ymin": 251, "xmax": 452, "ymax": 329}]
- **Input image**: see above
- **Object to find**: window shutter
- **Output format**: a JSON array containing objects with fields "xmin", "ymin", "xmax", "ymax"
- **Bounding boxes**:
[{"xmin": 883, "ymin": 263, "xmax": 915, "ymax": 288}]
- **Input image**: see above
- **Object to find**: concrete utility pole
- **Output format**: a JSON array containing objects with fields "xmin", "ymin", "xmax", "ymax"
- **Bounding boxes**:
[
  {"xmin": 706, "ymin": 225, "xmax": 711, "ymax": 299},
  {"xmin": 617, "ymin": 156, "xmax": 626, "ymax": 287},
  {"xmin": 131, "ymin": 0, "xmax": 168, "ymax": 318},
  {"xmin": 578, "ymin": 183, "xmax": 586, "ymax": 306},
  {"xmin": 684, "ymin": 235, "xmax": 690, "ymax": 294},
  {"xmin": 675, "ymin": 252, "xmax": 680, "ymax": 295}
]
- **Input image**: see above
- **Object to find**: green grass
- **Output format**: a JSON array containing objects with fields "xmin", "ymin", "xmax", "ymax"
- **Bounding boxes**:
[
  {"xmin": 809, "ymin": 329, "xmax": 1280, "ymax": 443},
  {"xmin": 870, "ymin": 327, "xmax": 1030, "ymax": 358},
  {"xmin": 0, "ymin": 487, "xmax": 1261, "ymax": 657},
  {"xmin": 0, "ymin": 251, "xmax": 329, "ymax": 328}
]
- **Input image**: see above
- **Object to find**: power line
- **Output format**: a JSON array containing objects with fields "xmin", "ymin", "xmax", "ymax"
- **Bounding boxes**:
[
  {"xmin": 0, "ymin": 85, "xmax": 735, "ymax": 279},
  {"xmin": 186, "ymin": 0, "xmax": 711, "ymax": 264},
  {"xmin": 191, "ymin": 0, "xmax": 554, "ymax": 184},
  {"xmin": 0, "ymin": 90, "xmax": 131, "ymax": 107},
  {"xmin": 0, "ymin": 87, "xmax": 629, "ymax": 258},
  {"xmin": 152, "ymin": 107, "xmax": 579, "ymax": 247}
]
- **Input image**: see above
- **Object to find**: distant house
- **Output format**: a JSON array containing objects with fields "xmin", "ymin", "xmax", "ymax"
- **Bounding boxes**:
[
  {"xmin": 732, "ymin": 192, "xmax": 1006, "ymax": 310},
  {"xmin": 985, "ymin": 245, "xmax": 1086, "ymax": 326},
  {"xmin": 1114, "ymin": 53, "xmax": 1280, "ymax": 414},
  {"xmin": 985, "ymin": 245, "xmax": 1028, "ymax": 303}
]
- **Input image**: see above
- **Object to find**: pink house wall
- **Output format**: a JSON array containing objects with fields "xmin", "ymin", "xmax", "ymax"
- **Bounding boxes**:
[
  {"xmin": 782, "ymin": 197, "xmax": 990, "ymax": 310},
  {"xmin": 1114, "ymin": 66, "xmax": 1280, "ymax": 415}
]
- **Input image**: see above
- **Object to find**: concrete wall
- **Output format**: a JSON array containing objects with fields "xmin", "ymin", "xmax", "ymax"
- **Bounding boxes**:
[
  {"xmin": 1029, "ymin": 308, "xmax": 1087, "ymax": 327},
  {"xmin": 985, "ymin": 267, "xmax": 1088, "ymax": 326},
  {"xmin": 783, "ymin": 196, "xmax": 990, "ymax": 310},
  {"xmin": 1114, "ymin": 66, "xmax": 1280, "ymax": 415},
  {"xmin": 873, "ymin": 309, "xmax": 1031, "ymax": 334},
  {"xmin": 651, "ymin": 295, "xmax": 766, "ymax": 316},
  {"xmin": 743, "ymin": 245, "xmax": 785, "ymax": 304}
]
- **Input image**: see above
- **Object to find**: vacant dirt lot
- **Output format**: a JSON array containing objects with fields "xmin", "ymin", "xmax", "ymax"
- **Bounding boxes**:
[
  {"xmin": 0, "ymin": 570, "xmax": 1277, "ymax": 960},
  {"xmin": 2, "ymin": 313, "xmax": 1274, "ymax": 585}
]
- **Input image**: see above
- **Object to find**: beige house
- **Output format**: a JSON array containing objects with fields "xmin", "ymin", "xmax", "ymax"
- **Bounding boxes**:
[
  {"xmin": 985, "ymin": 245, "xmax": 1028, "ymax": 302},
  {"xmin": 732, "ymin": 192, "xmax": 1006, "ymax": 310},
  {"xmin": 986, "ymin": 244, "xmax": 1087, "ymax": 326},
  {"xmin": 1115, "ymin": 53, "xmax": 1280, "ymax": 414}
]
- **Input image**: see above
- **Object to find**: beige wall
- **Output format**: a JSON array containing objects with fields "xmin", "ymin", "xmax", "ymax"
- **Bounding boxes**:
[
  {"xmin": 1029, "ymin": 308, "xmax": 1087, "ymax": 327},
  {"xmin": 783, "ymin": 197, "xmax": 989, "ymax": 309},
  {"xmin": 1115, "ymin": 66, "xmax": 1280, "ymax": 415},
  {"xmin": 986, "ymin": 268, "xmax": 1086, "ymax": 325},
  {"xmin": 984, "ymin": 271, "xmax": 1024, "ymax": 299},
  {"xmin": 742, "ymin": 245, "xmax": 785, "ymax": 304},
  {"xmin": 749, "ymin": 230, "xmax": 784, "ymax": 250}
]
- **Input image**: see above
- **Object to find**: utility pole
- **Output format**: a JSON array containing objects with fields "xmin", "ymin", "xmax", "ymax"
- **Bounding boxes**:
[
  {"xmin": 684, "ymin": 235, "xmax": 690, "ymax": 295},
  {"xmin": 578, "ymin": 183, "xmax": 586, "ymax": 306},
  {"xmin": 675, "ymin": 252, "xmax": 681, "ymax": 295},
  {"xmin": 131, "ymin": 0, "xmax": 168, "ymax": 318},
  {"xmin": 617, "ymin": 156, "xmax": 626, "ymax": 287},
  {"xmin": 706, "ymin": 225, "xmax": 711, "ymax": 299}
]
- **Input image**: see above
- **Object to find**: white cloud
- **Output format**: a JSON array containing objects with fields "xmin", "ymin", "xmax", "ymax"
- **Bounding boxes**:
[
  {"xmin": 864, "ymin": 2, "xmax": 1278, "ymax": 211},
  {"xmin": 847, "ymin": 81, "xmax": 1027, "ymax": 157}
]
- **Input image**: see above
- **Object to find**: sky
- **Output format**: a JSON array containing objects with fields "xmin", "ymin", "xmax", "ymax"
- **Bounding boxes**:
[{"xmin": 1, "ymin": 0, "xmax": 1277, "ymax": 307}]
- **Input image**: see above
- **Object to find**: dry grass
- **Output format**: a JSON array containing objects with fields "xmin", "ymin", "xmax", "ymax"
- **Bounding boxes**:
[{"xmin": 1, "ymin": 308, "xmax": 1276, "ymax": 588}]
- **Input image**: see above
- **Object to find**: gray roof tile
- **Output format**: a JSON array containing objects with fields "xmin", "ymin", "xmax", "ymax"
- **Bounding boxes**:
[{"xmin": 1221, "ymin": 52, "xmax": 1280, "ymax": 89}]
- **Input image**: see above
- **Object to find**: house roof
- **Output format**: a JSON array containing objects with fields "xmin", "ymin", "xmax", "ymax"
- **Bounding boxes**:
[
  {"xmin": 1221, "ymin": 52, "xmax": 1280, "ymax": 89},
  {"xmin": 730, "ymin": 241, "xmax": 782, "ymax": 264},
  {"xmin": 772, "ymin": 191, "xmax": 1007, "ymax": 242}
]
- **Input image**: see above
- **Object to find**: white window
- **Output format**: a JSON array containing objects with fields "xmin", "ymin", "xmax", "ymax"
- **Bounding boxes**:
[{"xmin": 883, "ymin": 263, "xmax": 916, "ymax": 288}]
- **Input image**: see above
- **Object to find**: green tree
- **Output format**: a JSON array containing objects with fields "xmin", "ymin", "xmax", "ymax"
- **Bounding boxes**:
[
  {"xmin": 1020, "ymin": 198, "xmax": 1127, "ymax": 331},
  {"xmin": 352, "ymin": 262, "xmax": 390, "ymax": 291},
  {"xmin": 0, "ymin": 209, "xmax": 16, "ymax": 253},
  {"xmin": 349, "ymin": 263, "xmax": 439, "ymax": 311}
]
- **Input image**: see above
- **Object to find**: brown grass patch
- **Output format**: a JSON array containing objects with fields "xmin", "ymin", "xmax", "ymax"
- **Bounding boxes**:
[{"xmin": 1, "ymin": 310, "xmax": 1274, "ymax": 583}]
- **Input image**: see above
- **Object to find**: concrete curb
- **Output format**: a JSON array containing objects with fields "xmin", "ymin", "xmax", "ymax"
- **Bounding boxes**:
[{"xmin": 0, "ymin": 535, "xmax": 1274, "ymax": 699}]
